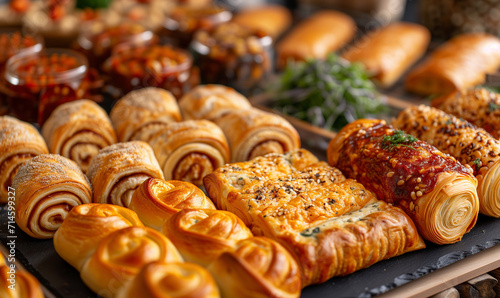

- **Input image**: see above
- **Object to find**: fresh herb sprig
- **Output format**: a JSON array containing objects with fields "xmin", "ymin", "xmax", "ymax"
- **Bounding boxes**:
[{"xmin": 382, "ymin": 130, "xmax": 418, "ymax": 151}]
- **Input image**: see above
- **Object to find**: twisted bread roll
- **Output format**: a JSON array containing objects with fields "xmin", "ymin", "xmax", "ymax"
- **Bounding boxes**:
[
  {"xmin": 163, "ymin": 209, "xmax": 253, "ymax": 266},
  {"xmin": 13, "ymin": 154, "xmax": 92, "ymax": 239},
  {"xmin": 0, "ymin": 260, "xmax": 44, "ymax": 298},
  {"xmin": 42, "ymin": 99, "xmax": 118, "ymax": 173},
  {"xmin": 0, "ymin": 116, "xmax": 48, "ymax": 203},
  {"xmin": 87, "ymin": 141, "xmax": 164, "ymax": 207},
  {"xmin": 54, "ymin": 203, "xmax": 144, "ymax": 271}
]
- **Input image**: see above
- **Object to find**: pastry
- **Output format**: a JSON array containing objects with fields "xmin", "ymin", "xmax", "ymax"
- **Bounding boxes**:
[
  {"xmin": 232, "ymin": 4, "xmax": 292, "ymax": 39},
  {"xmin": 0, "ymin": 259, "xmax": 44, "ymax": 298},
  {"xmin": 13, "ymin": 154, "xmax": 92, "ymax": 239}
]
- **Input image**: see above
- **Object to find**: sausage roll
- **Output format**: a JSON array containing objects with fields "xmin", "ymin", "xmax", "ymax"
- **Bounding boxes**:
[
  {"xmin": 54, "ymin": 203, "xmax": 144, "ymax": 271},
  {"xmin": 276, "ymin": 10, "xmax": 356, "ymax": 69},
  {"xmin": 327, "ymin": 119, "xmax": 480, "ymax": 244},
  {"xmin": 110, "ymin": 87, "xmax": 182, "ymax": 142},
  {"xmin": 42, "ymin": 99, "xmax": 118, "ymax": 173},
  {"xmin": 13, "ymin": 154, "xmax": 92, "ymax": 239},
  {"xmin": 87, "ymin": 141, "xmax": 164, "ymax": 207},
  {"xmin": 129, "ymin": 178, "xmax": 216, "ymax": 230},
  {"xmin": 342, "ymin": 22, "xmax": 430, "ymax": 87},
  {"xmin": 393, "ymin": 105, "xmax": 500, "ymax": 217},
  {"xmin": 214, "ymin": 108, "xmax": 300, "ymax": 162},
  {"xmin": 162, "ymin": 209, "xmax": 253, "ymax": 266},
  {"xmin": 148, "ymin": 120, "xmax": 230, "ymax": 186},
  {"xmin": 178, "ymin": 84, "xmax": 251, "ymax": 121},
  {"xmin": 232, "ymin": 5, "xmax": 292, "ymax": 39},
  {"xmin": 405, "ymin": 33, "xmax": 500, "ymax": 96},
  {"xmin": 431, "ymin": 88, "xmax": 500, "ymax": 139},
  {"xmin": 0, "ymin": 262, "xmax": 44, "ymax": 298}
]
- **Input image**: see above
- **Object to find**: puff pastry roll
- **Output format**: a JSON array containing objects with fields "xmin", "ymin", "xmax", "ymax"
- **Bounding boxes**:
[
  {"xmin": 148, "ymin": 120, "xmax": 230, "ymax": 186},
  {"xmin": 110, "ymin": 87, "xmax": 182, "ymax": 142},
  {"xmin": 163, "ymin": 209, "xmax": 253, "ymax": 266},
  {"xmin": 431, "ymin": 88, "xmax": 500, "ymax": 139},
  {"xmin": 214, "ymin": 109, "xmax": 300, "ymax": 162},
  {"xmin": 54, "ymin": 203, "xmax": 144, "ymax": 271},
  {"xmin": 327, "ymin": 119, "xmax": 479, "ymax": 244},
  {"xmin": 129, "ymin": 178, "xmax": 215, "ymax": 230},
  {"xmin": 117, "ymin": 261, "xmax": 220, "ymax": 298},
  {"xmin": 80, "ymin": 226, "xmax": 183, "ymax": 297},
  {"xmin": 42, "ymin": 99, "xmax": 117, "ymax": 173},
  {"xmin": 0, "ymin": 262, "xmax": 44, "ymax": 298},
  {"xmin": 13, "ymin": 154, "xmax": 92, "ymax": 239},
  {"xmin": 342, "ymin": 22, "xmax": 430, "ymax": 87},
  {"xmin": 178, "ymin": 84, "xmax": 251, "ymax": 121},
  {"xmin": 0, "ymin": 116, "xmax": 48, "ymax": 203},
  {"xmin": 232, "ymin": 5, "xmax": 292, "ymax": 39},
  {"xmin": 405, "ymin": 33, "xmax": 500, "ymax": 96},
  {"xmin": 276, "ymin": 10, "xmax": 356, "ymax": 69},
  {"xmin": 207, "ymin": 237, "xmax": 301, "ymax": 298},
  {"xmin": 87, "ymin": 141, "xmax": 164, "ymax": 207},
  {"xmin": 393, "ymin": 105, "xmax": 500, "ymax": 217}
]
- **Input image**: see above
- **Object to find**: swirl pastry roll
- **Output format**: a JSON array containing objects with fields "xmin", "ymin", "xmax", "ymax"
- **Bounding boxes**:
[
  {"xmin": 149, "ymin": 120, "xmax": 230, "ymax": 187},
  {"xmin": 13, "ymin": 154, "xmax": 92, "ymax": 239},
  {"xmin": 87, "ymin": 141, "xmax": 164, "ymax": 207},
  {"xmin": 207, "ymin": 237, "xmax": 301, "ymax": 298},
  {"xmin": 80, "ymin": 226, "xmax": 183, "ymax": 297},
  {"xmin": 163, "ymin": 209, "xmax": 253, "ymax": 266},
  {"xmin": 214, "ymin": 109, "xmax": 300, "ymax": 162},
  {"xmin": 327, "ymin": 119, "xmax": 480, "ymax": 244},
  {"xmin": 110, "ymin": 87, "xmax": 182, "ymax": 143},
  {"xmin": 117, "ymin": 261, "xmax": 220, "ymax": 298},
  {"xmin": 0, "ymin": 116, "xmax": 48, "ymax": 203},
  {"xmin": 393, "ymin": 105, "xmax": 500, "ymax": 217},
  {"xmin": 129, "ymin": 178, "xmax": 215, "ymax": 230},
  {"xmin": 54, "ymin": 203, "xmax": 144, "ymax": 271},
  {"xmin": 0, "ymin": 261, "xmax": 44, "ymax": 298},
  {"xmin": 42, "ymin": 99, "xmax": 118, "ymax": 173}
]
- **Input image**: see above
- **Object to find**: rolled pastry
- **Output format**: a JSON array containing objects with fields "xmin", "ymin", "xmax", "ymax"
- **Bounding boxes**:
[
  {"xmin": 214, "ymin": 108, "xmax": 300, "ymax": 162},
  {"xmin": 148, "ymin": 120, "xmax": 230, "ymax": 186},
  {"xmin": 13, "ymin": 154, "xmax": 92, "ymax": 239},
  {"xmin": 80, "ymin": 226, "xmax": 183, "ymax": 297},
  {"xmin": 0, "ymin": 116, "xmax": 48, "ymax": 203},
  {"xmin": 405, "ymin": 33, "xmax": 500, "ymax": 96},
  {"xmin": 87, "ymin": 141, "xmax": 164, "ymax": 207},
  {"xmin": 276, "ymin": 10, "xmax": 356, "ymax": 69},
  {"xmin": 232, "ymin": 5, "xmax": 292, "ymax": 39},
  {"xmin": 327, "ymin": 119, "xmax": 480, "ymax": 244},
  {"xmin": 129, "ymin": 178, "xmax": 216, "ymax": 230},
  {"xmin": 342, "ymin": 22, "xmax": 430, "ymax": 87},
  {"xmin": 117, "ymin": 261, "xmax": 220, "ymax": 298},
  {"xmin": 54, "ymin": 203, "xmax": 144, "ymax": 271},
  {"xmin": 42, "ymin": 99, "xmax": 118, "ymax": 173},
  {"xmin": 110, "ymin": 87, "xmax": 182, "ymax": 142},
  {"xmin": 393, "ymin": 105, "xmax": 500, "ymax": 217},
  {"xmin": 431, "ymin": 88, "xmax": 500, "ymax": 139},
  {"xmin": 207, "ymin": 237, "xmax": 302, "ymax": 298},
  {"xmin": 0, "ymin": 262, "xmax": 44, "ymax": 298},
  {"xmin": 162, "ymin": 209, "xmax": 253, "ymax": 266},
  {"xmin": 178, "ymin": 84, "xmax": 251, "ymax": 121}
]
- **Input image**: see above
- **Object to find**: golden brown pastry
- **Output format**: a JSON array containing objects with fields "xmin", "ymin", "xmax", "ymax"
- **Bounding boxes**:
[
  {"xmin": 393, "ymin": 105, "xmax": 500, "ymax": 217},
  {"xmin": 276, "ymin": 10, "xmax": 356, "ymax": 69},
  {"xmin": 148, "ymin": 120, "xmax": 230, "ymax": 186},
  {"xmin": 41, "ymin": 99, "xmax": 118, "ymax": 173},
  {"xmin": 405, "ymin": 33, "xmax": 500, "ymax": 96},
  {"xmin": 0, "ymin": 116, "xmax": 48, "ymax": 203},
  {"xmin": 13, "ymin": 154, "xmax": 92, "ymax": 239},
  {"xmin": 110, "ymin": 87, "xmax": 182, "ymax": 142},
  {"xmin": 342, "ymin": 22, "xmax": 430, "ymax": 87},
  {"xmin": 207, "ymin": 237, "xmax": 301, "ymax": 298},
  {"xmin": 87, "ymin": 141, "xmax": 164, "ymax": 207},
  {"xmin": 214, "ymin": 108, "xmax": 300, "ymax": 162},
  {"xmin": 178, "ymin": 84, "xmax": 251, "ymax": 122},
  {"xmin": 232, "ymin": 5, "xmax": 292, "ymax": 39},
  {"xmin": 117, "ymin": 261, "xmax": 220, "ymax": 298},
  {"xmin": 327, "ymin": 119, "xmax": 480, "ymax": 244},
  {"xmin": 54, "ymin": 203, "xmax": 144, "ymax": 271},
  {"xmin": 162, "ymin": 209, "xmax": 253, "ymax": 266},
  {"xmin": 0, "ymin": 261, "xmax": 44, "ymax": 298},
  {"xmin": 129, "ymin": 178, "xmax": 216, "ymax": 230},
  {"xmin": 80, "ymin": 226, "xmax": 183, "ymax": 297}
]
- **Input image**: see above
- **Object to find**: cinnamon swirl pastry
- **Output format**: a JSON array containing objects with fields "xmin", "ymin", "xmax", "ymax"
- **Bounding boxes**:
[
  {"xmin": 87, "ymin": 141, "xmax": 164, "ymax": 207},
  {"xmin": 13, "ymin": 154, "xmax": 92, "ymax": 239},
  {"xmin": 0, "ymin": 260, "xmax": 44, "ymax": 298},
  {"xmin": 42, "ymin": 99, "xmax": 117, "ymax": 173}
]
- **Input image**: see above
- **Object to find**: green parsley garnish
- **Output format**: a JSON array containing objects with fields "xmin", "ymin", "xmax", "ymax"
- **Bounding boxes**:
[
  {"xmin": 489, "ymin": 102, "xmax": 500, "ymax": 112},
  {"xmin": 382, "ymin": 130, "xmax": 418, "ymax": 151}
]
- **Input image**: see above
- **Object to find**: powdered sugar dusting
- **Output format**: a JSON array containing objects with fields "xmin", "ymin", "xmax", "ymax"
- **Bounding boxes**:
[{"xmin": 0, "ymin": 116, "xmax": 46, "ymax": 148}]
